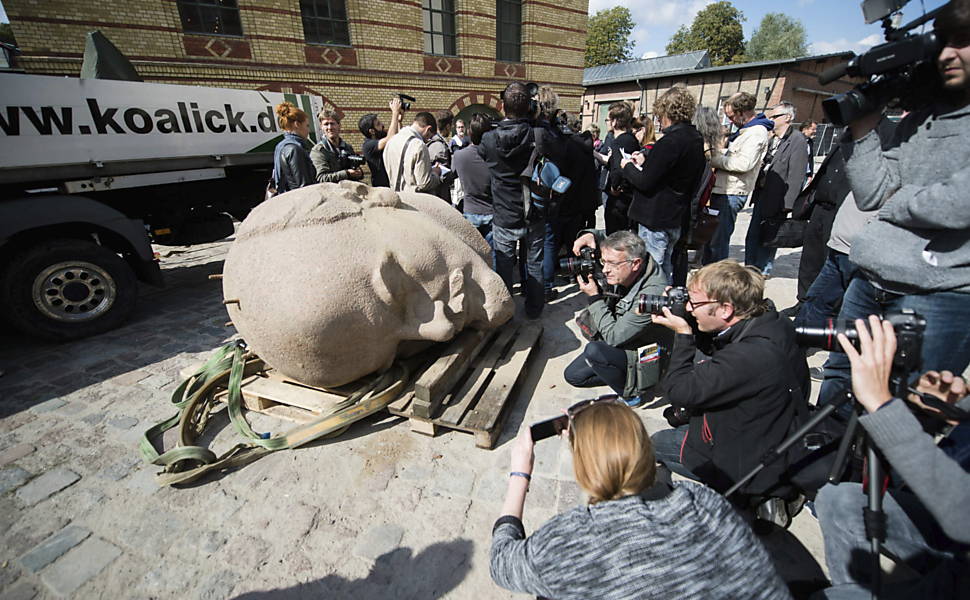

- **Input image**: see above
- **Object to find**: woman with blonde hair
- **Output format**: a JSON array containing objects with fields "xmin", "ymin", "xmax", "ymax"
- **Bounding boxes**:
[
  {"xmin": 490, "ymin": 396, "xmax": 790, "ymax": 600},
  {"xmin": 271, "ymin": 101, "xmax": 316, "ymax": 195}
]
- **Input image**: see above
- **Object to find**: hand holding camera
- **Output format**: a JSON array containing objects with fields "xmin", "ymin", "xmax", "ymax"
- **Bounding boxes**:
[{"xmin": 837, "ymin": 315, "xmax": 896, "ymax": 413}]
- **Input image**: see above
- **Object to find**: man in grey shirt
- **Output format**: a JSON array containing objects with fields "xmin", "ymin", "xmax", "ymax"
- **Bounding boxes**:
[
  {"xmin": 452, "ymin": 114, "xmax": 494, "ymax": 250},
  {"xmin": 817, "ymin": 3, "xmax": 970, "ymax": 412}
]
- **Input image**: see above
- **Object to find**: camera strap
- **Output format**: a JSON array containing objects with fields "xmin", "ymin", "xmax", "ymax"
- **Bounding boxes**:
[{"xmin": 394, "ymin": 135, "xmax": 418, "ymax": 192}]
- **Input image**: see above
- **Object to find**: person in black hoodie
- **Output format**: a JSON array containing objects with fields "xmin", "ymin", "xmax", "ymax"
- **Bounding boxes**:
[
  {"xmin": 478, "ymin": 82, "xmax": 544, "ymax": 319},
  {"xmin": 649, "ymin": 260, "xmax": 809, "ymax": 521},
  {"xmin": 622, "ymin": 87, "xmax": 706, "ymax": 284}
]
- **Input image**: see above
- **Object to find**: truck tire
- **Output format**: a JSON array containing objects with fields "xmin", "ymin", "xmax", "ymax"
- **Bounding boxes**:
[{"xmin": 0, "ymin": 239, "xmax": 139, "ymax": 340}]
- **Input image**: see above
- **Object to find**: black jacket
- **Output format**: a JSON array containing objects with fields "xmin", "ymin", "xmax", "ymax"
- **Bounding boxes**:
[
  {"xmin": 562, "ymin": 132, "xmax": 599, "ymax": 219},
  {"xmin": 274, "ymin": 133, "xmax": 316, "ymax": 194},
  {"xmin": 478, "ymin": 118, "xmax": 535, "ymax": 229},
  {"xmin": 663, "ymin": 308, "xmax": 809, "ymax": 496},
  {"xmin": 605, "ymin": 131, "xmax": 640, "ymax": 218},
  {"xmin": 623, "ymin": 122, "xmax": 706, "ymax": 231}
]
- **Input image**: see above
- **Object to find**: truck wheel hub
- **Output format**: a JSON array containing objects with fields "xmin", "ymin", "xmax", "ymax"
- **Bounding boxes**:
[{"xmin": 32, "ymin": 261, "xmax": 117, "ymax": 323}]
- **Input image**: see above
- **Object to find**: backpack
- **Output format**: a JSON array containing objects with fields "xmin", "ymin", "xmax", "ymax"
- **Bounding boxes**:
[
  {"xmin": 520, "ymin": 126, "xmax": 572, "ymax": 220},
  {"xmin": 684, "ymin": 162, "xmax": 717, "ymax": 250}
]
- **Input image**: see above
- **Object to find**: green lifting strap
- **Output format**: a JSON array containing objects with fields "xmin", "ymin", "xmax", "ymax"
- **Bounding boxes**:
[{"xmin": 139, "ymin": 340, "xmax": 410, "ymax": 486}]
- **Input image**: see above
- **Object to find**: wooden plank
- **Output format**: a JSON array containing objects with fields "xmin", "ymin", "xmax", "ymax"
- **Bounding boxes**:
[
  {"xmin": 409, "ymin": 419, "xmax": 438, "ymax": 436},
  {"xmin": 387, "ymin": 390, "xmax": 414, "ymax": 414},
  {"xmin": 463, "ymin": 322, "xmax": 543, "ymax": 447},
  {"xmin": 241, "ymin": 377, "xmax": 345, "ymax": 414},
  {"xmin": 437, "ymin": 324, "xmax": 521, "ymax": 426},
  {"xmin": 259, "ymin": 404, "xmax": 318, "ymax": 423},
  {"xmin": 411, "ymin": 329, "xmax": 492, "ymax": 419}
]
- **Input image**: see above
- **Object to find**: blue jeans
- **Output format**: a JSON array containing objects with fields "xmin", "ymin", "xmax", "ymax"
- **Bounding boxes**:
[
  {"xmin": 817, "ymin": 276, "xmax": 970, "ymax": 410},
  {"xmin": 703, "ymin": 194, "xmax": 746, "ymax": 264},
  {"xmin": 817, "ymin": 483, "xmax": 961, "ymax": 598},
  {"xmin": 793, "ymin": 250, "xmax": 858, "ymax": 329},
  {"xmin": 638, "ymin": 224, "xmax": 681, "ymax": 285},
  {"xmin": 650, "ymin": 426, "xmax": 700, "ymax": 482},
  {"xmin": 542, "ymin": 215, "xmax": 561, "ymax": 293},
  {"xmin": 463, "ymin": 212, "xmax": 494, "ymax": 267},
  {"xmin": 744, "ymin": 198, "xmax": 777, "ymax": 275},
  {"xmin": 493, "ymin": 220, "xmax": 545, "ymax": 318}
]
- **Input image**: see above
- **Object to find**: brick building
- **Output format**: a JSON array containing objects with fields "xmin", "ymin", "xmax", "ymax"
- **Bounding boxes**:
[
  {"xmin": 582, "ymin": 50, "xmax": 855, "ymax": 139},
  {"xmin": 4, "ymin": 0, "xmax": 588, "ymax": 150}
]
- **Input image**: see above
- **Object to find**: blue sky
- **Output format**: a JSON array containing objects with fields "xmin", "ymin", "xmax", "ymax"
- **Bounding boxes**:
[
  {"xmin": 1, "ymin": 0, "xmax": 950, "ymax": 58},
  {"xmin": 589, "ymin": 0, "xmax": 949, "ymax": 58}
]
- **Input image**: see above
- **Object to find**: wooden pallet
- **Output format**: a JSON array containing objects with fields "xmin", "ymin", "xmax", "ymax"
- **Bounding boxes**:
[
  {"xmin": 178, "ymin": 320, "xmax": 542, "ymax": 448},
  {"xmin": 387, "ymin": 320, "xmax": 543, "ymax": 449}
]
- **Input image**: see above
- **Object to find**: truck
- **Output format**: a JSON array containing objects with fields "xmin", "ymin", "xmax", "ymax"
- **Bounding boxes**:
[{"xmin": 0, "ymin": 72, "xmax": 323, "ymax": 340}]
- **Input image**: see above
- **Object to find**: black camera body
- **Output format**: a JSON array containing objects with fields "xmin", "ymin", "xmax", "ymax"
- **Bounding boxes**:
[
  {"xmin": 558, "ymin": 247, "xmax": 601, "ymax": 284},
  {"xmin": 796, "ymin": 309, "xmax": 925, "ymax": 373},
  {"xmin": 637, "ymin": 286, "xmax": 689, "ymax": 319},
  {"xmin": 397, "ymin": 93, "xmax": 416, "ymax": 111},
  {"xmin": 819, "ymin": 1, "xmax": 945, "ymax": 125},
  {"xmin": 338, "ymin": 148, "xmax": 366, "ymax": 169}
]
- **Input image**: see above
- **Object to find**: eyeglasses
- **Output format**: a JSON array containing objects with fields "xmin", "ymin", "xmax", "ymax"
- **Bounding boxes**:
[
  {"xmin": 767, "ymin": 113, "xmax": 790, "ymax": 120},
  {"xmin": 599, "ymin": 258, "xmax": 634, "ymax": 268},
  {"xmin": 687, "ymin": 297, "xmax": 719, "ymax": 309}
]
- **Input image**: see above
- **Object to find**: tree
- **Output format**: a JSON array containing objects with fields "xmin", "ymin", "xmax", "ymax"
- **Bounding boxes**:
[
  {"xmin": 665, "ymin": 1, "xmax": 745, "ymax": 66},
  {"xmin": 585, "ymin": 7, "xmax": 635, "ymax": 68},
  {"xmin": 746, "ymin": 13, "xmax": 808, "ymax": 61}
]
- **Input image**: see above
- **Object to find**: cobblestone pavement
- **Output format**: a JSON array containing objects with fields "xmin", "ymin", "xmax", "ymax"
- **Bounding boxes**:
[{"xmin": 0, "ymin": 208, "xmax": 829, "ymax": 599}]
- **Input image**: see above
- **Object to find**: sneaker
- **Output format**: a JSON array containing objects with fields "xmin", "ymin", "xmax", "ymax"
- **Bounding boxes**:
[
  {"xmin": 544, "ymin": 289, "xmax": 558, "ymax": 302},
  {"xmin": 755, "ymin": 496, "xmax": 791, "ymax": 530},
  {"xmin": 621, "ymin": 395, "xmax": 644, "ymax": 408},
  {"xmin": 810, "ymin": 366, "xmax": 824, "ymax": 381}
]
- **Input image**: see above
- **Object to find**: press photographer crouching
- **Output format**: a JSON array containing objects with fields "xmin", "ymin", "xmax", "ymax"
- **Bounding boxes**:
[
  {"xmin": 815, "ymin": 316, "xmax": 970, "ymax": 598},
  {"xmin": 490, "ymin": 398, "xmax": 791, "ymax": 599},
  {"xmin": 650, "ymin": 260, "xmax": 810, "ymax": 524},
  {"xmin": 563, "ymin": 230, "xmax": 672, "ymax": 407}
]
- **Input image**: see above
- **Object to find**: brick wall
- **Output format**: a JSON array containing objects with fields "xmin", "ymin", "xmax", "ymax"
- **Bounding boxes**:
[{"xmin": 5, "ymin": 0, "xmax": 588, "ymax": 149}]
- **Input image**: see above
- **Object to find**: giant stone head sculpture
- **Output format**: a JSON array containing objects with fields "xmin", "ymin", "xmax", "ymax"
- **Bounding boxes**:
[{"xmin": 222, "ymin": 181, "xmax": 513, "ymax": 388}]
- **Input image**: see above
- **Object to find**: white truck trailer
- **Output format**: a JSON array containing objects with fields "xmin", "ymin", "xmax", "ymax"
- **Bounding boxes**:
[{"xmin": 0, "ymin": 72, "xmax": 323, "ymax": 340}]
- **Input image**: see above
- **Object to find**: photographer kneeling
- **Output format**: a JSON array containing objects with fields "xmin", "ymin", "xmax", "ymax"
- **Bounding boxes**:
[
  {"xmin": 563, "ymin": 230, "xmax": 671, "ymax": 407},
  {"xmin": 815, "ymin": 316, "xmax": 970, "ymax": 598},
  {"xmin": 650, "ymin": 260, "xmax": 809, "ymax": 522},
  {"xmin": 490, "ymin": 399, "xmax": 791, "ymax": 599}
]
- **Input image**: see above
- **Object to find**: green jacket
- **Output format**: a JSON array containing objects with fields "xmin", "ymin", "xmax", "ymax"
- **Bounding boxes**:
[{"xmin": 581, "ymin": 229, "xmax": 673, "ymax": 397}]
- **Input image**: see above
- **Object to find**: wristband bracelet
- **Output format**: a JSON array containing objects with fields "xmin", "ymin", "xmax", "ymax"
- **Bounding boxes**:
[{"xmin": 509, "ymin": 471, "xmax": 532, "ymax": 482}]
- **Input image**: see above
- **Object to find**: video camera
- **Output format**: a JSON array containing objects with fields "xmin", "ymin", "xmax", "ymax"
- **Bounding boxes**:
[
  {"xmin": 637, "ymin": 287, "xmax": 689, "ymax": 319},
  {"xmin": 819, "ymin": 0, "xmax": 946, "ymax": 125},
  {"xmin": 396, "ymin": 93, "xmax": 416, "ymax": 111}
]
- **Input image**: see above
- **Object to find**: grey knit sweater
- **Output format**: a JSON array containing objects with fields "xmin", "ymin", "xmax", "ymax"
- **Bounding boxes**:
[
  {"xmin": 490, "ymin": 481, "xmax": 791, "ymax": 600},
  {"xmin": 841, "ymin": 100, "xmax": 970, "ymax": 294}
]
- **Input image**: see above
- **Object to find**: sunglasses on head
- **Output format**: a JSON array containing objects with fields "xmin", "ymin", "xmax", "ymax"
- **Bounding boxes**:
[{"xmin": 529, "ymin": 394, "xmax": 622, "ymax": 442}]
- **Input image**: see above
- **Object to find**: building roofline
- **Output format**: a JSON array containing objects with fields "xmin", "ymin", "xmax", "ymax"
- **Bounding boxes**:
[{"xmin": 583, "ymin": 51, "xmax": 854, "ymax": 87}]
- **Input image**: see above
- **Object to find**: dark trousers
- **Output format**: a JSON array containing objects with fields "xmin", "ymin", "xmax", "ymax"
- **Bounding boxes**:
[
  {"xmin": 796, "ymin": 204, "xmax": 838, "ymax": 302},
  {"xmin": 563, "ymin": 341, "xmax": 627, "ymax": 395}
]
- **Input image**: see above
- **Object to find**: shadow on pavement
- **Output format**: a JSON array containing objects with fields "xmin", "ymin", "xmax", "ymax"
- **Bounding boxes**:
[{"xmin": 231, "ymin": 539, "xmax": 475, "ymax": 600}]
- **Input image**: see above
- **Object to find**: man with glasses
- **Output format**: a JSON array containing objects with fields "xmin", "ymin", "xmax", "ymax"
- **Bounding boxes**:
[
  {"xmin": 743, "ymin": 101, "xmax": 809, "ymax": 276},
  {"xmin": 650, "ymin": 260, "xmax": 809, "ymax": 524},
  {"xmin": 563, "ymin": 230, "xmax": 671, "ymax": 407}
]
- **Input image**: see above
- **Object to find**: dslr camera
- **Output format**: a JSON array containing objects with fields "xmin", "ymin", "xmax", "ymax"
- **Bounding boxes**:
[
  {"xmin": 558, "ymin": 247, "xmax": 601, "ymax": 284},
  {"xmin": 637, "ymin": 286, "xmax": 689, "ymax": 319},
  {"xmin": 338, "ymin": 147, "xmax": 366, "ymax": 169},
  {"xmin": 796, "ymin": 309, "xmax": 925, "ymax": 373},
  {"xmin": 819, "ymin": 0, "xmax": 945, "ymax": 125}
]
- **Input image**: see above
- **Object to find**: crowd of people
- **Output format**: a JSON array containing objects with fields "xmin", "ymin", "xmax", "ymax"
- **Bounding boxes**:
[{"xmin": 268, "ymin": 1, "xmax": 970, "ymax": 596}]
